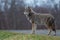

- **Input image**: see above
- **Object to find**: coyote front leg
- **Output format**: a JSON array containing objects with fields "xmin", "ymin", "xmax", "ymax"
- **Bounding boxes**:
[{"xmin": 31, "ymin": 23, "xmax": 37, "ymax": 34}]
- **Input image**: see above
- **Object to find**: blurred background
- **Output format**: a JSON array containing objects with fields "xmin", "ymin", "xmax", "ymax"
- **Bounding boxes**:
[{"xmin": 0, "ymin": 0, "xmax": 60, "ymax": 30}]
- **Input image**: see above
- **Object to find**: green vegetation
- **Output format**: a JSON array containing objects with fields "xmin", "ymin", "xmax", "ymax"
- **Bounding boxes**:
[
  {"xmin": 0, "ymin": 31, "xmax": 60, "ymax": 40},
  {"xmin": 0, "ymin": 31, "xmax": 18, "ymax": 40}
]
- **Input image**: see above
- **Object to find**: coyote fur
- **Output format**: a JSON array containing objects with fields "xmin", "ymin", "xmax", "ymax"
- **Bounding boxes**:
[{"xmin": 24, "ymin": 7, "xmax": 56, "ymax": 35}]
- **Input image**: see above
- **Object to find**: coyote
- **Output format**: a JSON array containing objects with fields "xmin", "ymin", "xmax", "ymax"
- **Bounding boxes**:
[{"xmin": 24, "ymin": 7, "xmax": 56, "ymax": 35}]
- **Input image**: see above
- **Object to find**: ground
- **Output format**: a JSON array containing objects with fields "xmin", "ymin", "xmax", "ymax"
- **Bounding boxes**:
[{"xmin": 0, "ymin": 30, "xmax": 60, "ymax": 40}]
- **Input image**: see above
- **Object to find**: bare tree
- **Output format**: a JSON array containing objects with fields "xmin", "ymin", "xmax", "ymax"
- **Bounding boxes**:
[
  {"xmin": 4, "ymin": 0, "xmax": 9, "ymax": 29},
  {"xmin": 0, "ymin": 0, "xmax": 4, "ymax": 29},
  {"xmin": 9, "ymin": 0, "xmax": 16, "ymax": 29}
]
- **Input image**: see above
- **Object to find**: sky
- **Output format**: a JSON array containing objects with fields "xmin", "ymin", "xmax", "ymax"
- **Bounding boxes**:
[
  {"xmin": 0, "ymin": 0, "xmax": 60, "ymax": 11},
  {"xmin": 23, "ymin": 0, "xmax": 60, "ymax": 7}
]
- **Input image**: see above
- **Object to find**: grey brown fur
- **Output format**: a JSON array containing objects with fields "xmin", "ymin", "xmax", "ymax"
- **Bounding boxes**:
[{"xmin": 24, "ymin": 7, "xmax": 56, "ymax": 35}]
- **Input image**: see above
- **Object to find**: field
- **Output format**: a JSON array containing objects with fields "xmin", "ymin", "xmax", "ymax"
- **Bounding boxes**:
[{"xmin": 0, "ymin": 30, "xmax": 60, "ymax": 40}]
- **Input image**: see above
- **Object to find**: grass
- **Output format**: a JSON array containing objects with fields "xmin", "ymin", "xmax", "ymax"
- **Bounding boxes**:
[
  {"xmin": 0, "ymin": 30, "xmax": 18, "ymax": 40},
  {"xmin": 0, "ymin": 31, "xmax": 60, "ymax": 40}
]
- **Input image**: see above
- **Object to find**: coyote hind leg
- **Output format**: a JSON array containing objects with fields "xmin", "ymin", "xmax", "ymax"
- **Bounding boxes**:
[
  {"xmin": 48, "ymin": 28, "xmax": 52, "ymax": 35},
  {"xmin": 52, "ymin": 28, "xmax": 56, "ymax": 36}
]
